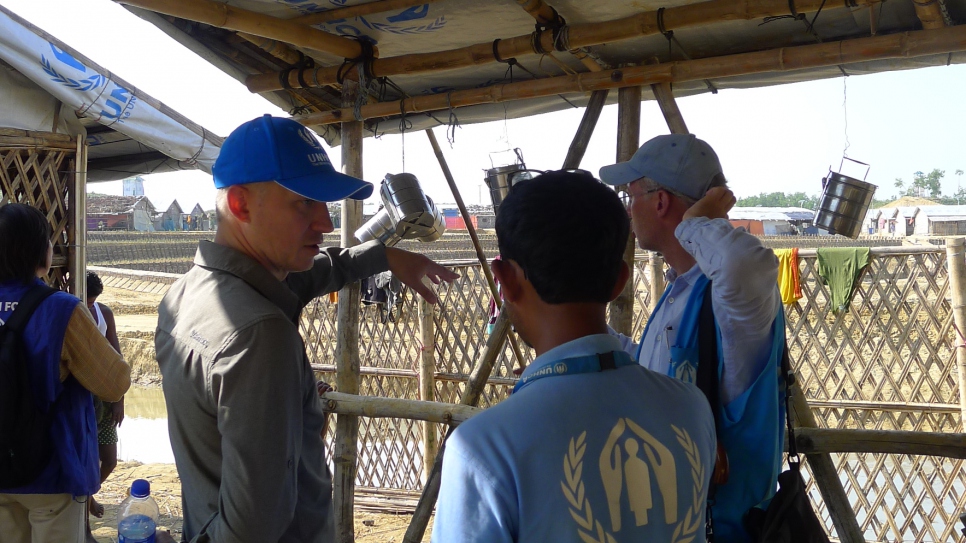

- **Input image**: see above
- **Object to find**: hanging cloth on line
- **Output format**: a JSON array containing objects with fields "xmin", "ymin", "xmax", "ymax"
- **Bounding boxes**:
[
  {"xmin": 774, "ymin": 248, "xmax": 803, "ymax": 305},
  {"xmin": 816, "ymin": 247, "xmax": 870, "ymax": 315}
]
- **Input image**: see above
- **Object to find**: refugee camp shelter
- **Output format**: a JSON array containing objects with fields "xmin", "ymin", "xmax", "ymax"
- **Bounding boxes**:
[
  {"xmin": 86, "ymin": 193, "xmax": 157, "ymax": 231},
  {"xmin": 157, "ymin": 199, "xmax": 184, "ymax": 231},
  {"xmin": 0, "ymin": 4, "xmax": 222, "ymax": 296},
  {"xmin": 914, "ymin": 204, "xmax": 966, "ymax": 235},
  {"xmin": 107, "ymin": 0, "xmax": 966, "ymax": 541},
  {"xmin": 729, "ymin": 206, "xmax": 815, "ymax": 235}
]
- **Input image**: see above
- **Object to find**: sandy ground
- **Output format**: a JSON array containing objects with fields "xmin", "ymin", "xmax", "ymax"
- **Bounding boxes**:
[{"xmin": 89, "ymin": 462, "xmax": 429, "ymax": 542}]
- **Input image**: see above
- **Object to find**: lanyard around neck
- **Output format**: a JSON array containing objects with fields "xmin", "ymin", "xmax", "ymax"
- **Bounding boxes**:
[{"xmin": 513, "ymin": 350, "xmax": 635, "ymax": 394}]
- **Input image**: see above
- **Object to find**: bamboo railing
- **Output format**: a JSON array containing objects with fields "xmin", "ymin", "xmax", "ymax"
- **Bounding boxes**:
[{"xmin": 302, "ymin": 244, "xmax": 966, "ymax": 542}]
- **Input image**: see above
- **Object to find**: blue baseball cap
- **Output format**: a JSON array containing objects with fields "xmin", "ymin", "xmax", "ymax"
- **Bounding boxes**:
[
  {"xmin": 599, "ymin": 134, "xmax": 722, "ymax": 201},
  {"xmin": 213, "ymin": 115, "xmax": 373, "ymax": 201}
]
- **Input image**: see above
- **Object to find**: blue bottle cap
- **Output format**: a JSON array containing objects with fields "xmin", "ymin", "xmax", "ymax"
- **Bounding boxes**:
[{"xmin": 131, "ymin": 479, "xmax": 150, "ymax": 498}]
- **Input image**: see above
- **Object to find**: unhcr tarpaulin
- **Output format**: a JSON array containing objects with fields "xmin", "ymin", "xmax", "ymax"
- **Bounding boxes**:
[{"xmin": 0, "ymin": 5, "xmax": 221, "ymax": 175}]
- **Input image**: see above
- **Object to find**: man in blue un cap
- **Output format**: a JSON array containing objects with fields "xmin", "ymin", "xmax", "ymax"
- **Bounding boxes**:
[{"xmin": 156, "ymin": 115, "xmax": 458, "ymax": 543}]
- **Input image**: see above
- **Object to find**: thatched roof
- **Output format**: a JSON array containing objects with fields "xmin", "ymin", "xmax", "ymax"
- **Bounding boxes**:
[
  {"xmin": 86, "ymin": 193, "xmax": 155, "ymax": 215},
  {"xmin": 121, "ymin": 0, "xmax": 965, "ymax": 145}
]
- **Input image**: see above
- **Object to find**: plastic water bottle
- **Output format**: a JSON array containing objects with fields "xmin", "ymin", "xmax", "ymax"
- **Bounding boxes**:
[{"xmin": 117, "ymin": 479, "xmax": 159, "ymax": 543}]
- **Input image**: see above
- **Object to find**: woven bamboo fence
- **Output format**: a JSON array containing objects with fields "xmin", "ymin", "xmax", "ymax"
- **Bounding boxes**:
[
  {"xmin": 0, "ymin": 130, "xmax": 80, "ymax": 292},
  {"xmin": 305, "ymin": 245, "xmax": 965, "ymax": 542}
]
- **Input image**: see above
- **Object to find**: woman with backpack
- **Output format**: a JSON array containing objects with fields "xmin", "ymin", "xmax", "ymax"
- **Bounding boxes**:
[{"xmin": 0, "ymin": 203, "xmax": 130, "ymax": 543}]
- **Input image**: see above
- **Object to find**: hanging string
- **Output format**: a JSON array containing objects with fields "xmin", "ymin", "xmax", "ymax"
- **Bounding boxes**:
[
  {"xmin": 446, "ymin": 91, "xmax": 461, "ymax": 147},
  {"xmin": 842, "ymin": 77, "xmax": 851, "ymax": 158},
  {"xmin": 399, "ymin": 98, "xmax": 410, "ymax": 171}
]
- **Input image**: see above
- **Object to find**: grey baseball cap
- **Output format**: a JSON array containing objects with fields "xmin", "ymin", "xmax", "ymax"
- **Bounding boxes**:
[{"xmin": 599, "ymin": 134, "xmax": 722, "ymax": 201}]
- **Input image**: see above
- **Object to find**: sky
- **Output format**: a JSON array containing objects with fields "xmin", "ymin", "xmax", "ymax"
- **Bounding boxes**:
[{"xmin": 3, "ymin": 0, "xmax": 966, "ymax": 212}]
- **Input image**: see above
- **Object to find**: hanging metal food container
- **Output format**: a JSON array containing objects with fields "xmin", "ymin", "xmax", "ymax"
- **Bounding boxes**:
[
  {"xmin": 814, "ymin": 157, "xmax": 877, "ymax": 239},
  {"xmin": 354, "ymin": 173, "xmax": 445, "ymax": 246},
  {"xmin": 484, "ymin": 148, "xmax": 533, "ymax": 216}
]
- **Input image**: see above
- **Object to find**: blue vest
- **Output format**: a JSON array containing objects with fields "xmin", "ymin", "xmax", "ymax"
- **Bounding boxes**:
[
  {"xmin": 0, "ymin": 279, "xmax": 100, "ymax": 497},
  {"xmin": 640, "ymin": 275, "xmax": 785, "ymax": 543}
]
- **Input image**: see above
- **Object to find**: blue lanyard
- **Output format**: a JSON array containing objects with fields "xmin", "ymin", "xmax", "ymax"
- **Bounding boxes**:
[{"xmin": 513, "ymin": 350, "xmax": 635, "ymax": 394}]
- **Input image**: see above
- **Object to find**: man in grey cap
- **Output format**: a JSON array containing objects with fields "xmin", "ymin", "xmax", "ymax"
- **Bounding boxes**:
[
  {"xmin": 156, "ymin": 115, "xmax": 458, "ymax": 543},
  {"xmin": 600, "ymin": 134, "xmax": 783, "ymax": 543}
]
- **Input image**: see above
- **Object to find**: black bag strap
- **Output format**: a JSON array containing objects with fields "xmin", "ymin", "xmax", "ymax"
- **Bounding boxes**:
[
  {"xmin": 780, "ymin": 334, "xmax": 798, "ymax": 463},
  {"xmin": 4, "ymin": 284, "xmax": 57, "ymax": 334},
  {"xmin": 696, "ymin": 283, "xmax": 722, "ymax": 543},
  {"xmin": 697, "ymin": 284, "xmax": 722, "ymax": 431}
]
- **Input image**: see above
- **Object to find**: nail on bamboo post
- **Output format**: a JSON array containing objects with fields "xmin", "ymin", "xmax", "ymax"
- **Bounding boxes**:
[
  {"xmin": 944, "ymin": 237, "xmax": 966, "ymax": 423},
  {"xmin": 404, "ymin": 310, "xmax": 514, "ymax": 543},
  {"xmin": 424, "ymin": 128, "xmax": 528, "ymax": 370},
  {"xmin": 333, "ymin": 74, "xmax": 364, "ymax": 543},
  {"xmin": 789, "ymin": 378, "xmax": 865, "ymax": 543},
  {"xmin": 608, "ymin": 85, "xmax": 641, "ymax": 335},
  {"xmin": 417, "ymin": 297, "xmax": 438, "ymax": 483}
]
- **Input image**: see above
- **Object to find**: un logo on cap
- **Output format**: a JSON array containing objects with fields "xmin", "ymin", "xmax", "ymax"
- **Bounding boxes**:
[
  {"xmin": 554, "ymin": 363, "xmax": 567, "ymax": 375},
  {"xmin": 299, "ymin": 127, "xmax": 321, "ymax": 149}
]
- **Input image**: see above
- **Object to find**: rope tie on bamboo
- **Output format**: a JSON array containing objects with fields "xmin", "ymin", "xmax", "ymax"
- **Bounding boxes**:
[
  {"xmin": 657, "ymin": 9, "xmax": 718, "ymax": 94},
  {"xmin": 78, "ymin": 70, "xmax": 115, "ymax": 121},
  {"xmin": 184, "ymin": 128, "xmax": 207, "ymax": 166},
  {"xmin": 279, "ymin": 51, "xmax": 315, "ymax": 90},
  {"xmin": 445, "ymin": 91, "xmax": 461, "ymax": 147},
  {"xmin": 336, "ymin": 38, "xmax": 376, "ymax": 86}
]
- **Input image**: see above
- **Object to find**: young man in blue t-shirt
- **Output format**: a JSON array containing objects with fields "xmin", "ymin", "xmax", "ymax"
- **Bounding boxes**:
[{"xmin": 432, "ymin": 171, "xmax": 716, "ymax": 543}]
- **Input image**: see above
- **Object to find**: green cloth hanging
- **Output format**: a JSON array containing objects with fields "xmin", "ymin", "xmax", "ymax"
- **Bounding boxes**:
[{"xmin": 816, "ymin": 247, "xmax": 871, "ymax": 314}]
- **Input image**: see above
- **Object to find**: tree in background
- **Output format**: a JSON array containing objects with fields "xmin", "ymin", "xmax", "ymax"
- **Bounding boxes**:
[
  {"xmin": 894, "ymin": 169, "xmax": 944, "ymax": 199},
  {"xmin": 736, "ymin": 191, "xmax": 820, "ymax": 208}
]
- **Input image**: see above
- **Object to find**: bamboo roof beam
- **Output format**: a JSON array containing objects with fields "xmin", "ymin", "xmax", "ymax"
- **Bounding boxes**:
[
  {"xmin": 236, "ymin": 32, "xmax": 304, "ymax": 65},
  {"xmin": 291, "ymin": 0, "xmax": 442, "ymax": 26},
  {"xmin": 292, "ymin": 24, "xmax": 966, "ymax": 127},
  {"xmin": 113, "ymin": 0, "xmax": 365, "ymax": 59},
  {"xmin": 647, "ymin": 58, "xmax": 690, "ymax": 134},
  {"xmin": 247, "ymin": 0, "xmax": 877, "ymax": 93},
  {"xmin": 516, "ymin": 0, "xmax": 604, "ymax": 72},
  {"xmin": 912, "ymin": 0, "xmax": 949, "ymax": 29}
]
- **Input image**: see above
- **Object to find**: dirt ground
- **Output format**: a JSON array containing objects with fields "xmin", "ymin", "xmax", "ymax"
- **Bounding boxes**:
[{"xmin": 89, "ymin": 462, "xmax": 429, "ymax": 542}]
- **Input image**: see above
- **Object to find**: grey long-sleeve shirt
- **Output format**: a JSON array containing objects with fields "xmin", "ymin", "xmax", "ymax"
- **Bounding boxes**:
[{"xmin": 156, "ymin": 240, "xmax": 389, "ymax": 543}]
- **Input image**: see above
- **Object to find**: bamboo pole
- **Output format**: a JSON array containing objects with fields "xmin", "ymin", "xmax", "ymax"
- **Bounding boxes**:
[
  {"xmin": 248, "ymin": 0, "xmax": 875, "ymax": 92},
  {"xmin": 333, "ymin": 75, "xmax": 364, "ymax": 543},
  {"xmin": 293, "ymin": 24, "xmax": 966, "ymax": 127},
  {"xmin": 236, "ymin": 32, "xmax": 304, "ymax": 65},
  {"xmin": 561, "ymin": 89, "xmax": 609, "ymax": 171},
  {"xmin": 318, "ymin": 394, "xmax": 966, "ymax": 459},
  {"xmin": 321, "ymin": 392, "xmax": 481, "ymax": 425},
  {"xmin": 516, "ymin": 0, "xmax": 604, "ymax": 72},
  {"xmin": 418, "ymin": 297, "xmax": 438, "ymax": 483},
  {"xmin": 608, "ymin": 85, "xmax": 641, "ymax": 335},
  {"xmin": 945, "ymin": 237, "xmax": 966, "ymax": 423},
  {"xmin": 71, "ymin": 135, "xmax": 87, "ymax": 302},
  {"xmin": 292, "ymin": 0, "xmax": 442, "ymax": 26},
  {"xmin": 793, "ymin": 428, "xmax": 966, "ymax": 459},
  {"xmin": 912, "ymin": 0, "xmax": 947, "ymax": 29},
  {"xmin": 114, "ymin": 0, "xmax": 364, "ymax": 59},
  {"xmin": 425, "ymin": 128, "xmax": 528, "ymax": 371},
  {"xmin": 649, "ymin": 252, "xmax": 665, "ymax": 312},
  {"xmin": 789, "ymin": 378, "xmax": 865, "ymax": 543},
  {"xmin": 647, "ymin": 58, "xmax": 690, "ymax": 135},
  {"xmin": 404, "ymin": 311, "xmax": 513, "ymax": 543}
]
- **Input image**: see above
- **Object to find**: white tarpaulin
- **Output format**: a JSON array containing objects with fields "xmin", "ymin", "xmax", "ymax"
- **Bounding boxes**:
[{"xmin": 0, "ymin": 5, "xmax": 221, "ymax": 174}]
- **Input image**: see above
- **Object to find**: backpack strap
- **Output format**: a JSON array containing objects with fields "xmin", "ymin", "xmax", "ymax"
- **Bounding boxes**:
[
  {"xmin": 696, "ymin": 283, "xmax": 729, "ymax": 543},
  {"xmin": 5, "ymin": 284, "xmax": 57, "ymax": 333}
]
